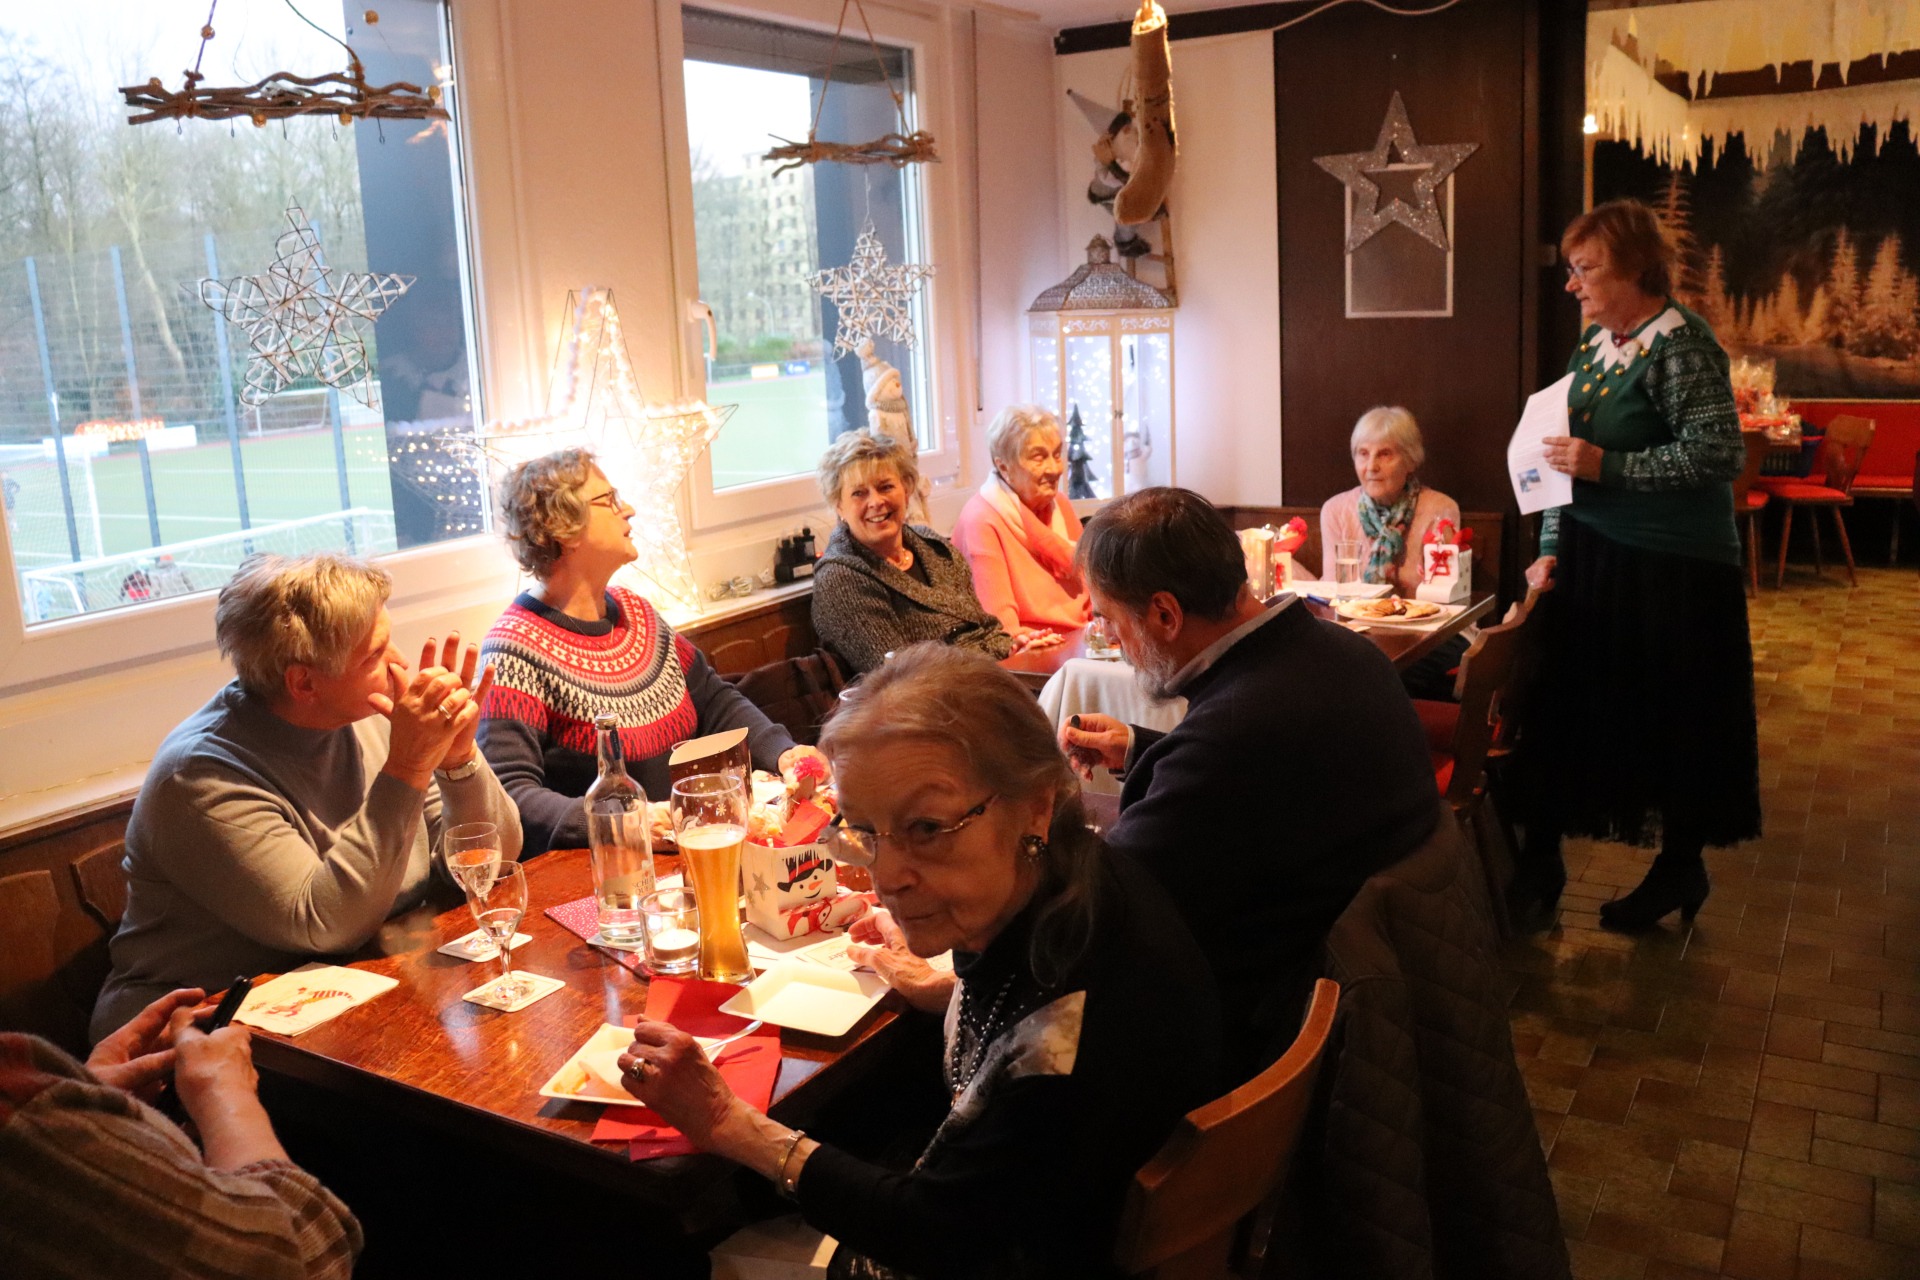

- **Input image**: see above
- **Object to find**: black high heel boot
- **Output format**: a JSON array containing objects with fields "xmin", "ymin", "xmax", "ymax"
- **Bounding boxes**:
[
  {"xmin": 1599, "ymin": 859, "xmax": 1710, "ymax": 933},
  {"xmin": 1507, "ymin": 827, "xmax": 1567, "ymax": 931}
]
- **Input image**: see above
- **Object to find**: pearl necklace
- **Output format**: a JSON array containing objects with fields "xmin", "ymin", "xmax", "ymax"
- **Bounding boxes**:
[{"xmin": 951, "ymin": 973, "xmax": 1021, "ymax": 1093}]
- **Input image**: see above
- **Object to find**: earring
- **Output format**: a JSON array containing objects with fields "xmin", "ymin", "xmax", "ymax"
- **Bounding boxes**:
[{"xmin": 1021, "ymin": 834, "xmax": 1048, "ymax": 862}]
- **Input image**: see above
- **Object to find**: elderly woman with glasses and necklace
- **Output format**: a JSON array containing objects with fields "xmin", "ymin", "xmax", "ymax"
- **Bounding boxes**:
[
  {"xmin": 617, "ymin": 644, "xmax": 1222, "ymax": 1280},
  {"xmin": 475, "ymin": 448, "xmax": 827, "ymax": 854}
]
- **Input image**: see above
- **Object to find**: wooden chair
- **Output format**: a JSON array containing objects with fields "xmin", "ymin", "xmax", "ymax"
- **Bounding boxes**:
[
  {"xmin": 1733, "ymin": 431, "xmax": 1773, "ymax": 597},
  {"xmin": 1114, "ymin": 979, "xmax": 1341, "ymax": 1280},
  {"xmin": 1773, "ymin": 415, "xmax": 1874, "ymax": 588},
  {"xmin": 0, "ymin": 869, "xmax": 86, "ymax": 1049},
  {"xmin": 1408, "ymin": 590, "xmax": 1544, "ymax": 936},
  {"xmin": 70, "ymin": 842, "xmax": 130, "ymax": 932}
]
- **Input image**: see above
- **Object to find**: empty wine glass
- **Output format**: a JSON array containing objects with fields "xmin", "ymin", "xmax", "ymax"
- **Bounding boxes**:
[{"xmin": 466, "ymin": 861, "xmax": 530, "ymax": 1003}]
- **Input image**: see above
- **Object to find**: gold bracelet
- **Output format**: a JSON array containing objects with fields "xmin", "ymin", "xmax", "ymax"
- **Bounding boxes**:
[{"xmin": 775, "ymin": 1128, "xmax": 808, "ymax": 1200}]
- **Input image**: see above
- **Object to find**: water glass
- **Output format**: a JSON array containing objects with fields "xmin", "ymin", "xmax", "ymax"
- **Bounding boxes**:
[
  {"xmin": 640, "ymin": 888, "xmax": 700, "ymax": 976},
  {"xmin": 443, "ymin": 822, "xmax": 502, "ymax": 897},
  {"xmin": 1331, "ymin": 540, "xmax": 1367, "ymax": 600}
]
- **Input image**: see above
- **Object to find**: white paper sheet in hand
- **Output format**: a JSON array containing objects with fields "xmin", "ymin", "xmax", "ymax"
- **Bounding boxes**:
[{"xmin": 1509, "ymin": 373, "xmax": 1576, "ymax": 515}]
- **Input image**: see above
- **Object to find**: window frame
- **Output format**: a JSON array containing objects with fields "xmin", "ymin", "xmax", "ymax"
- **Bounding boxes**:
[
  {"xmin": 0, "ymin": 0, "xmax": 506, "ymax": 695},
  {"xmin": 658, "ymin": 0, "xmax": 970, "ymax": 531}
]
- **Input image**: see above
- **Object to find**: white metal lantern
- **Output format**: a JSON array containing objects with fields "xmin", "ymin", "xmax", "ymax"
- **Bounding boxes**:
[{"xmin": 1027, "ymin": 236, "xmax": 1175, "ymax": 501}]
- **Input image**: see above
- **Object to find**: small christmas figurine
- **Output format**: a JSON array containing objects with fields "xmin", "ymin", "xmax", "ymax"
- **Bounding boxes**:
[
  {"xmin": 1065, "ymin": 404, "xmax": 1100, "ymax": 500},
  {"xmin": 1416, "ymin": 517, "xmax": 1472, "ymax": 604},
  {"xmin": 858, "ymin": 339, "xmax": 913, "ymax": 446}
]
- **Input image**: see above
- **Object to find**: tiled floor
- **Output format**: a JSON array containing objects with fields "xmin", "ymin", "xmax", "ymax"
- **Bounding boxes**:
[{"xmin": 1505, "ymin": 565, "xmax": 1920, "ymax": 1279}]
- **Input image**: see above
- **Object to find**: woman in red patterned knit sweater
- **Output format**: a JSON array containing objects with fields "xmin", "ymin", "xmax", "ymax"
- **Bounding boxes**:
[{"xmin": 476, "ymin": 450, "xmax": 827, "ymax": 853}]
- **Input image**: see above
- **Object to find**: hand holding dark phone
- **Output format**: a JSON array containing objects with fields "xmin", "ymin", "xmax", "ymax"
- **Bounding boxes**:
[{"xmin": 198, "ymin": 976, "xmax": 253, "ymax": 1032}]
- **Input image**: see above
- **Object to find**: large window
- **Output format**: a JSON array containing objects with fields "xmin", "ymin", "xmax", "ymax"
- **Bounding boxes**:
[
  {"xmin": 682, "ymin": 6, "xmax": 931, "ymax": 494},
  {"xmin": 0, "ymin": 0, "xmax": 480, "ymax": 624}
]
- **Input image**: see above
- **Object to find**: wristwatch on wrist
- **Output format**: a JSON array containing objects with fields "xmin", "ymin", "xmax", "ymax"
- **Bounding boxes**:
[{"xmin": 435, "ymin": 756, "xmax": 484, "ymax": 782}]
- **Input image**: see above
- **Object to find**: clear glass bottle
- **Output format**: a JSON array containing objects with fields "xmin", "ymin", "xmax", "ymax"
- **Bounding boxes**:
[{"xmin": 584, "ymin": 713, "xmax": 653, "ymax": 944}]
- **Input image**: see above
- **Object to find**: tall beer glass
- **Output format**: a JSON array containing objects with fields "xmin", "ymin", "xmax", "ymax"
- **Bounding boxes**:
[{"xmin": 671, "ymin": 773, "xmax": 753, "ymax": 984}]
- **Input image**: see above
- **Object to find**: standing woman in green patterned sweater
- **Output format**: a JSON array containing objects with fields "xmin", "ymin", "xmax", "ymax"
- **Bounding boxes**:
[{"xmin": 1513, "ymin": 199, "xmax": 1761, "ymax": 932}]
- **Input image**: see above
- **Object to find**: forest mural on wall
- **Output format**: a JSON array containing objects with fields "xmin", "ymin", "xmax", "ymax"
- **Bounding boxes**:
[{"xmin": 1593, "ymin": 119, "xmax": 1920, "ymax": 400}]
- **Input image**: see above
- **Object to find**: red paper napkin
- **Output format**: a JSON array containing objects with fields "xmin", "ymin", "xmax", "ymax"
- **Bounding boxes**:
[{"xmin": 589, "ymin": 977, "xmax": 782, "ymax": 1161}]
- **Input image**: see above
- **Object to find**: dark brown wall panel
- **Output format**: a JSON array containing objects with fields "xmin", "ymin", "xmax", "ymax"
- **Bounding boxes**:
[{"xmin": 1276, "ymin": 0, "xmax": 1530, "ymax": 513}]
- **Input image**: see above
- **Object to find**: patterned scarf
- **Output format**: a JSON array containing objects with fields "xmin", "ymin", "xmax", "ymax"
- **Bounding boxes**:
[{"xmin": 1357, "ymin": 477, "xmax": 1422, "ymax": 585}]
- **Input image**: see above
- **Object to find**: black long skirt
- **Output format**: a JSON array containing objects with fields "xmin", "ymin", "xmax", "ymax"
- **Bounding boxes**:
[{"xmin": 1518, "ymin": 517, "xmax": 1762, "ymax": 849}]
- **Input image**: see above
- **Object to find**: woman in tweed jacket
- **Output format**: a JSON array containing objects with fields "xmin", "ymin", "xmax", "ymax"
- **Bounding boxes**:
[{"xmin": 811, "ymin": 432, "xmax": 1061, "ymax": 674}]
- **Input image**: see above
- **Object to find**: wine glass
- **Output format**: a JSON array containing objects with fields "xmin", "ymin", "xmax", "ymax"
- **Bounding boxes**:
[
  {"xmin": 443, "ymin": 822, "xmax": 502, "ymax": 899},
  {"xmin": 467, "ymin": 861, "xmax": 529, "ymax": 1002}
]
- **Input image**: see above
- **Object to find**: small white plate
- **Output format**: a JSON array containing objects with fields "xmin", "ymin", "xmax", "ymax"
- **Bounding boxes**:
[
  {"xmin": 1290, "ymin": 580, "xmax": 1392, "ymax": 600},
  {"xmin": 720, "ymin": 964, "xmax": 889, "ymax": 1038},
  {"xmin": 1334, "ymin": 598, "xmax": 1456, "ymax": 627},
  {"xmin": 538, "ymin": 1023, "xmax": 650, "ymax": 1107},
  {"xmin": 537, "ymin": 1020, "xmax": 771, "ymax": 1107}
]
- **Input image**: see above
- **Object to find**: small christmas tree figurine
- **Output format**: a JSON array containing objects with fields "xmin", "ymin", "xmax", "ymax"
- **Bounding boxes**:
[{"xmin": 1066, "ymin": 403, "xmax": 1099, "ymax": 499}]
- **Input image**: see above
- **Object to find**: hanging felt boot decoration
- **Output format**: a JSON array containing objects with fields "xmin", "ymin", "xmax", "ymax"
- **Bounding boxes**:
[{"xmin": 1113, "ymin": 0, "xmax": 1176, "ymax": 226}]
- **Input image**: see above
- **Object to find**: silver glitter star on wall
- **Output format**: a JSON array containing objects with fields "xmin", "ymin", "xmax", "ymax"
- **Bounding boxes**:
[
  {"xmin": 1313, "ymin": 93, "xmax": 1477, "ymax": 254},
  {"xmin": 809, "ymin": 226, "xmax": 934, "ymax": 359},
  {"xmin": 198, "ymin": 206, "xmax": 413, "ymax": 406}
]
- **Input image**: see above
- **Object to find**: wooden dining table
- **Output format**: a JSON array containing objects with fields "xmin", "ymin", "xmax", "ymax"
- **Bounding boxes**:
[
  {"xmin": 248, "ymin": 847, "xmax": 904, "ymax": 1208},
  {"xmin": 999, "ymin": 588, "xmax": 1499, "ymax": 691}
]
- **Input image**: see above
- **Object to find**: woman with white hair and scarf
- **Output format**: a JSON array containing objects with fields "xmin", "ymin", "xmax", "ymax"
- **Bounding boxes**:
[
  {"xmin": 1315, "ymin": 406, "xmax": 1462, "ymax": 599},
  {"xmin": 951, "ymin": 405, "xmax": 1092, "ymax": 635},
  {"xmin": 1317, "ymin": 406, "xmax": 1465, "ymax": 700}
]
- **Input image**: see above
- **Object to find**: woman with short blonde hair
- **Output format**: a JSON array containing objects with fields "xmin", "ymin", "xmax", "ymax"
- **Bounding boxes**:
[
  {"xmin": 215, "ymin": 553, "xmax": 393, "ymax": 699},
  {"xmin": 94, "ymin": 552, "xmax": 518, "ymax": 1040},
  {"xmin": 478, "ymin": 449, "xmax": 824, "ymax": 854},
  {"xmin": 953, "ymin": 405, "xmax": 1092, "ymax": 634},
  {"xmin": 811, "ymin": 431, "xmax": 1056, "ymax": 674}
]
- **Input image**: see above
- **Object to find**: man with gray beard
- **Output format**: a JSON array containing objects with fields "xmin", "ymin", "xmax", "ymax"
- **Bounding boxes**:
[{"xmin": 1059, "ymin": 487, "xmax": 1439, "ymax": 1074}]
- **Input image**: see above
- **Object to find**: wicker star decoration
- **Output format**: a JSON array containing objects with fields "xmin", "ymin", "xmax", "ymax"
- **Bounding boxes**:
[
  {"xmin": 198, "ymin": 206, "xmax": 413, "ymax": 406},
  {"xmin": 809, "ymin": 227, "xmax": 933, "ymax": 359},
  {"xmin": 1313, "ymin": 93, "xmax": 1477, "ymax": 254}
]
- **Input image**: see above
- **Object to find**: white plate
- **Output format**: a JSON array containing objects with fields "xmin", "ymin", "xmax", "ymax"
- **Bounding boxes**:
[
  {"xmin": 536, "ymin": 1021, "xmax": 766, "ymax": 1107},
  {"xmin": 538, "ymin": 1023, "xmax": 650, "ymax": 1107},
  {"xmin": 719, "ymin": 964, "xmax": 889, "ymax": 1037},
  {"xmin": 1289, "ymin": 580, "xmax": 1392, "ymax": 599},
  {"xmin": 1334, "ymin": 598, "xmax": 1456, "ymax": 627}
]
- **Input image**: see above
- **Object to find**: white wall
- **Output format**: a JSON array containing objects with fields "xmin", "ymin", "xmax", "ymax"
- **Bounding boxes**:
[
  {"xmin": 1053, "ymin": 32, "xmax": 1282, "ymax": 506},
  {"xmin": 0, "ymin": 0, "xmax": 1060, "ymax": 836}
]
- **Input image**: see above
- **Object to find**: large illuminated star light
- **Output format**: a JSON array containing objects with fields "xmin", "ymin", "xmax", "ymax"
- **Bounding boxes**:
[
  {"xmin": 198, "ymin": 206, "xmax": 414, "ymax": 406},
  {"xmin": 430, "ymin": 289, "xmax": 733, "ymax": 612},
  {"xmin": 809, "ymin": 227, "xmax": 934, "ymax": 358},
  {"xmin": 1313, "ymin": 93, "xmax": 1478, "ymax": 254}
]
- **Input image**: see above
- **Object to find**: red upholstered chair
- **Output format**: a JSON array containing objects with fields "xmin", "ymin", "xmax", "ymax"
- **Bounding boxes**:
[
  {"xmin": 1847, "ymin": 414, "xmax": 1920, "ymax": 563},
  {"xmin": 1772, "ymin": 414, "xmax": 1873, "ymax": 588},
  {"xmin": 1732, "ymin": 432, "xmax": 1772, "ymax": 597}
]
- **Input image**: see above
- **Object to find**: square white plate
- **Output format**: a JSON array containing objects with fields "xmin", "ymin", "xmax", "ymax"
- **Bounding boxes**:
[
  {"xmin": 719, "ymin": 964, "xmax": 889, "ymax": 1038},
  {"xmin": 538, "ymin": 1023, "xmax": 649, "ymax": 1107},
  {"xmin": 537, "ymin": 1021, "xmax": 772, "ymax": 1108},
  {"xmin": 1287, "ymin": 580, "xmax": 1393, "ymax": 599}
]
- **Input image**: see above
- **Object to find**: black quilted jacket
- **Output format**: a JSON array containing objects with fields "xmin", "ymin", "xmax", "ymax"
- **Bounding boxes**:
[{"xmin": 1291, "ymin": 808, "xmax": 1571, "ymax": 1280}]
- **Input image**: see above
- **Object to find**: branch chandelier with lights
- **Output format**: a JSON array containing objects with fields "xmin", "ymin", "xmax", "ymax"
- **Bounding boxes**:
[{"xmin": 121, "ymin": 2, "xmax": 449, "ymax": 128}]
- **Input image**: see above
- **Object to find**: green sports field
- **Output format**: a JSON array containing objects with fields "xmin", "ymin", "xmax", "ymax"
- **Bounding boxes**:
[
  {"xmin": 3, "ymin": 370, "xmax": 831, "ymax": 598},
  {"xmin": 706, "ymin": 370, "xmax": 832, "ymax": 492}
]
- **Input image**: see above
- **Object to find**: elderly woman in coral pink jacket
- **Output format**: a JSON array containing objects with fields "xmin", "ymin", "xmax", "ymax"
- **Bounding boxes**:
[{"xmin": 952, "ymin": 405, "xmax": 1094, "ymax": 634}]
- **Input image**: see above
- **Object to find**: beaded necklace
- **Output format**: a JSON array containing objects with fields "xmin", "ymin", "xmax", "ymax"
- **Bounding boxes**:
[{"xmin": 949, "ymin": 972, "xmax": 1022, "ymax": 1094}]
